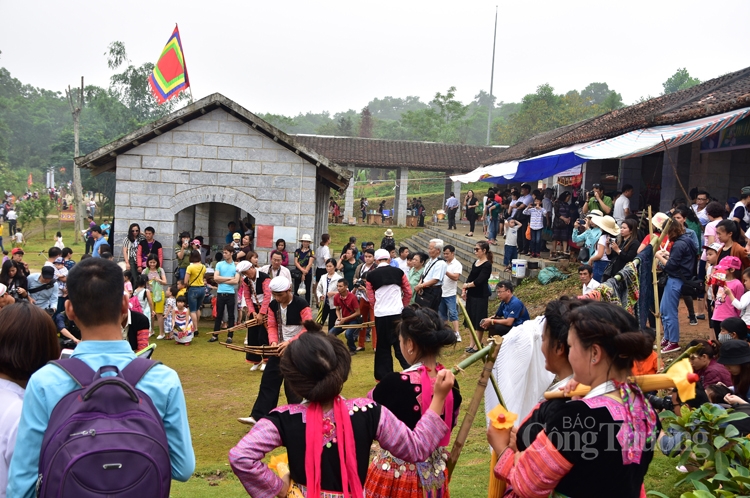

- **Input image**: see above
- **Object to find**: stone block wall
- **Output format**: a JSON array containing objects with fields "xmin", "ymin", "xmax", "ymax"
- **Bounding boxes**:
[{"xmin": 113, "ymin": 108, "xmax": 319, "ymax": 276}]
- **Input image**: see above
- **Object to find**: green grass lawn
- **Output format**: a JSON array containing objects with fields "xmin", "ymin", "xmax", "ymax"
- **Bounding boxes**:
[{"xmin": 17, "ymin": 218, "xmax": 690, "ymax": 497}]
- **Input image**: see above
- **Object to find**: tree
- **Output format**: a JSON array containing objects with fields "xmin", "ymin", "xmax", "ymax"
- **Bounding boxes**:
[
  {"xmin": 662, "ymin": 68, "xmax": 701, "ymax": 95},
  {"xmin": 36, "ymin": 194, "xmax": 55, "ymax": 239},
  {"xmin": 359, "ymin": 107, "xmax": 373, "ymax": 138},
  {"xmin": 600, "ymin": 91, "xmax": 624, "ymax": 111},
  {"xmin": 581, "ymin": 82, "xmax": 612, "ymax": 106},
  {"xmin": 16, "ymin": 198, "xmax": 41, "ymax": 232}
]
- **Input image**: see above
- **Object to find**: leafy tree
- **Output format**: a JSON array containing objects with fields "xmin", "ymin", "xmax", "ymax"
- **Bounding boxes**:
[
  {"xmin": 600, "ymin": 90, "xmax": 624, "ymax": 111},
  {"xmin": 35, "ymin": 193, "xmax": 55, "ymax": 239},
  {"xmin": 581, "ymin": 82, "xmax": 612, "ymax": 106},
  {"xmin": 16, "ymin": 198, "xmax": 41, "ymax": 231},
  {"xmin": 662, "ymin": 68, "xmax": 701, "ymax": 95},
  {"xmin": 366, "ymin": 96, "xmax": 428, "ymax": 121}
]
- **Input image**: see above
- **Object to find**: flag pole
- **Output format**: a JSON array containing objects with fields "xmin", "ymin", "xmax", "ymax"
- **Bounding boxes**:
[{"xmin": 485, "ymin": 5, "xmax": 498, "ymax": 146}]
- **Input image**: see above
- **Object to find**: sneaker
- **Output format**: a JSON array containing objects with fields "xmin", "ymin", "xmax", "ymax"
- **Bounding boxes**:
[
  {"xmin": 260, "ymin": 363, "xmax": 266, "ymax": 371},
  {"xmin": 455, "ymin": 333, "xmax": 462, "ymax": 342},
  {"xmin": 208, "ymin": 336, "xmax": 218, "ymax": 342},
  {"xmin": 696, "ymin": 314, "xmax": 706, "ymax": 320},
  {"xmin": 226, "ymin": 337, "xmax": 233, "ymax": 344},
  {"xmin": 250, "ymin": 363, "xmax": 260, "ymax": 371},
  {"xmin": 660, "ymin": 338, "xmax": 669, "ymax": 348},
  {"xmin": 156, "ymin": 334, "xmax": 165, "ymax": 340},
  {"xmin": 356, "ymin": 347, "xmax": 365, "ymax": 352},
  {"xmin": 661, "ymin": 342, "xmax": 681, "ymax": 353},
  {"xmin": 689, "ymin": 317, "xmax": 698, "ymax": 326},
  {"xmin": 237, "ymin": 416, "xmax": 257, "ymax": 425}
]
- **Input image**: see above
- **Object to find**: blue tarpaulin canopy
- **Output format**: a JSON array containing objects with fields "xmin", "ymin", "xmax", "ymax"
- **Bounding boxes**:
[{"xmin": 476, "ymin": 142, "xmax": 597, "ymax": 184}]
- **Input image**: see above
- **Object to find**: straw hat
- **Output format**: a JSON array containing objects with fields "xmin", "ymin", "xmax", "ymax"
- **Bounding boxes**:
[
  {"xmin": 591, "ymin": 215, "xmax": 621, "ymax": 236},
  {"xmin": 586, "ymin": 209, "xmax": 604, "ymax": 218},
  {"xmin": 300, "ymin": 234, "xmax": 312, "ymax": 242},
  {"xmin": 651, "ymin": 212, "xmax": 670, "ymax": 231},
  {"xmin": 383, "ymin": 229, "xmax": 394, "ymax": 237}
]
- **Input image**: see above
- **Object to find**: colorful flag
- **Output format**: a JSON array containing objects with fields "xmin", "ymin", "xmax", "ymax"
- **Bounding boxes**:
[
  {"xmin": 148, "ymin": 25, "xmax": 190, "ymax": 104},
  {"xmin": 27, "ymin": 173, "xmax": 32, "ymax": 187}
]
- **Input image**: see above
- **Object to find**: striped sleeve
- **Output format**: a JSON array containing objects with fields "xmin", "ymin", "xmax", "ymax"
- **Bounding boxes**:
[
  {"xmin": 494, "ymin": 431, "xmax": 573, "ymax": 498},
  {"xmin": 228, "ymin": 418, "xmax": 284, "ymax": 498}
]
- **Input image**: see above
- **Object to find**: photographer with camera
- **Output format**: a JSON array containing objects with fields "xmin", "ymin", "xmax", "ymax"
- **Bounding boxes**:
[
  {"xmin": 581, "ymin": 183, "xmax": 613, "ymax": 216},
  {"xmin": 0, "ymin": 260, "xmax": 27, "ymax": 301},
  {"xmin": 26, "ymin": 266, "xmax": 57, "ymax": 315},
  {"xmin": 352, "ymin": 248, "xmax": 376, "ymax": 351}
]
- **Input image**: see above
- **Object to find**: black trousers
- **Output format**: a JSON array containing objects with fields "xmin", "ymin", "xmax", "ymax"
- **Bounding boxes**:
[
  {"xmin": 518, "ymin": 217, "xmax": 530, "ymax": 253},
  {"xmin": 447, "ymin": 208, "xmax": 458, "ymax": 229},
  {"xmin": 467, "ymin": 211, "xmax": 477, "ymax": 233},
  {"xmin": 488, "ymin": 323, "xmax": 513, "ymax": 337},
  {"xmin": 374, "ymin": 314, "xmax": 409, "ymax": 381},
  {"xmin": 213, "ymin": 293, "xmax": 236, "ymax": 338},
  {"xmin": 293, "ymin": 271, "xmax": 313, "ymax": 305},
  {"xmin": 418, "ymin": 215, "xmax": 425, "ymax": 227},
  {"xmin": 245, "ymin": 323, "xmax": 269, "ymax": 363},
  {"xmin": 85, "ymin": 236, "xmax": 94, "ymax": 254},
  {"xmin": 250, "ymin": 355, "xmax": 303, "ymax": 420}
]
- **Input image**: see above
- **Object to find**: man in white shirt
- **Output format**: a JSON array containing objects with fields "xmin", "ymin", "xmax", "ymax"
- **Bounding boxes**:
[
  {"xmin": 613, "ymin": 184, "xmax": 633, "ymax": 224},
  {"xmin": 396, "ymin": 246, "xmax": 410, "ymax": 273},
  {"xmin": 260, "ymin": 251, "xmax": 292, "ymax": 284},
  {"xmin": 691, "ymin": 190, "xmax": 710, "ymax": 226},
  {"xmin": 365, "ymin": 249, "xmax": 412, "ymax": 380},
  {"xmin": 579, "ymin": 264, "xmax": 601, "ymax": 295},
  {"xmin": 440, "ymin": 245, "xmax": 463, "ymax": 342},
  {"xmin": 414, "ymin": 239, "xmax": 448, "ymax": 312},
  {"xmin": 6, "ymin": 208, "xmax": 16, "ymax": 234},
  {"xmin": 731, "ymin": 186, "xmax": 750, "ymax": 231}
]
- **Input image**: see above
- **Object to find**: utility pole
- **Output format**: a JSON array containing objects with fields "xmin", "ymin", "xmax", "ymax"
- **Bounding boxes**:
[
  {"xmin": 486, "ymin": 6, "xmax": 498, "ymax": 146},
  {"xmin": 65, "ymin": 77, "xmax": 86, "ymax": 243}
]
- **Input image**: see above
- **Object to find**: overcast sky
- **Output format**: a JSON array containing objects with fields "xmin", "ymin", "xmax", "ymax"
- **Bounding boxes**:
[{"xmin": 2, "ymin": 0, "xmax": 748, "ymax": 117}]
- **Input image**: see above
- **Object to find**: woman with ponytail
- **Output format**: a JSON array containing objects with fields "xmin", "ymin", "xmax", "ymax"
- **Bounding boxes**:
[
  {"xmin": 487, "ymin": 301, "xmax": 659, "ymax": 498},
  {"xmin": 229, "ymin": 321, "xmax": 455, "ymax": 497},
  {"xmin": 365, "ymin": 305, "xmax": 462, "ymax": 498}
]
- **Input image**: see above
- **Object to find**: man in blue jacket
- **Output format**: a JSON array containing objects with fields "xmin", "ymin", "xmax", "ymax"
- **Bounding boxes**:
[{"xmin": 7, "ymin": 258, "xmax": 195, "ymax": 497}]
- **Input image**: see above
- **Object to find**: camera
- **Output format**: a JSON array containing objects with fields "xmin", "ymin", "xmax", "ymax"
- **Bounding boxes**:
[
  {"xmin": 354, "ymin": 278, "xmax": 366, "ymax": 289},
  {"xmin": 646, "ymin": 393, "xmax": 674, "ymax": 411}
]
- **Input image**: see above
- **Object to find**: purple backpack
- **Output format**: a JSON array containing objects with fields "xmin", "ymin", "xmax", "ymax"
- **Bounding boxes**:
[{"xmin": 37, "ymin": 357, "xmax": 171, "ymax": 497}]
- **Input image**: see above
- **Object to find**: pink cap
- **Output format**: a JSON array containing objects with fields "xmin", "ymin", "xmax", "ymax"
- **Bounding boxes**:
[{"xmin": 717, "ymin": 255, "xmax": 742, "ymax": 271}]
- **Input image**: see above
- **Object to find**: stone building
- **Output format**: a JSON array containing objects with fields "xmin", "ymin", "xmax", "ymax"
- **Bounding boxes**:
[{"xmin": 76, "ymin": 93, "xmax": 350, "ymax": 276}]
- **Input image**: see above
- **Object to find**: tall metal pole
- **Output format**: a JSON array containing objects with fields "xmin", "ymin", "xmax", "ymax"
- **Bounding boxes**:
[
  {"xmin": 486, "ymin": 6, "xmax": 498, "ymax": 146},
  {"xmin": 66, "ymin": 76, "xmax": 86, "ymax": 242}
]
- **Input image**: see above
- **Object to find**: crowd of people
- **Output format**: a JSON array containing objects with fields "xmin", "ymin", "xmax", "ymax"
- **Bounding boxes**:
[{"xmin": 5, "ymin": 180, "xmax": 750, "ymax": 496}]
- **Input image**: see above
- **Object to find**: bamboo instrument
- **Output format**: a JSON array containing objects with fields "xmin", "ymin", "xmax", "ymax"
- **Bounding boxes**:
[
  {"xmin": 220, "ymin": 342, "xmax": 282, "ymax": 357},
  {"xmin": 338, "ymin": 321, "xmax": 375, "ymax": 329},
  {"xmin": 543, "ymin": 359, "xmax": 698, "ymax": 402},
  {"xmin": 487, "ymin": 450, "xmax": 505, "ymax": 498},
  {"xmin": 211, "ymin": 318, "xmax": 262, "ymax": 335}
]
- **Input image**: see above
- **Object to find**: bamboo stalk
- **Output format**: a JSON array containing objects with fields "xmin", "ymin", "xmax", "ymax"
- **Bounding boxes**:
[
  {"xmin": 447, "ymin": 340, "xmax": 500, "ymax": 477},
  {"xmin": 211, "ymin": 318, "xmax": 262, "ymax": 335},
  {"xmin": 487, "ymin": 450, "xmax": 505, "ymax": 498},
  {"xmin": 338, "ymin": 321, "xmax": 374, "ymax": 329},
  {"xmin": 650, "ymin": 211, "xmax": 672, "ymax": 371},
  {"xmin": 457, "ymin": 297, "xmax": 481, "ymax": 348}
]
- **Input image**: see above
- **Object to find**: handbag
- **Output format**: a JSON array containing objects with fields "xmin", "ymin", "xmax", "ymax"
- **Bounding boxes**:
[
  {"xmin": 541, "ymin": 227, "xmax": 554, "ymax": 242},
  {"xmin": 601, "ymin": 258, "xmax": 617, "ymax": 281},
  {"xmin": 525, "ymin": 225, "xmax": 531, "ymax": 240},
  {"xmin": 415, "ymin": 285, "xmax": 441, "ymax": 309},
  {"xmin": 577, "ymin": 246, "xmax": 590, "ymax": 262},
  {"xmin": 681, "ymin": 276, "xmax": 704, "ymax": 297},
  {"xmin": 290, "ymin": 268, "xmax": 302, "ymax": 280}
]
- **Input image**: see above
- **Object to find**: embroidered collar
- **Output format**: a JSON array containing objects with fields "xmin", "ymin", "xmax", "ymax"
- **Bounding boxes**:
[{"xmin": 584, "ymin": 380, "xmax": 616, "ymax": 399}]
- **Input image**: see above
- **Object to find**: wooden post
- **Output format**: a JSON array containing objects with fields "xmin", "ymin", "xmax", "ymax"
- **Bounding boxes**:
[
  {"xmin": 65, "ymin": 77, "xmax": 86, "ymax": 244},
  {"xmin": 447, "ymin": 340, "xmax": 501, "ymax": 477},
  {"xmin": 650, "ymin": 209, "xmax": 672, "ymax": 370}
]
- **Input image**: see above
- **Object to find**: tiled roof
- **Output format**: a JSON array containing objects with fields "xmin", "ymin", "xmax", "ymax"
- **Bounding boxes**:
[
  {"xmin": 293, "ymin": 135, "xmax": 504, "ymax": 172},
  {"xmin": 482, "ymin": 65, "xmax": 750, "ymax": 165}
]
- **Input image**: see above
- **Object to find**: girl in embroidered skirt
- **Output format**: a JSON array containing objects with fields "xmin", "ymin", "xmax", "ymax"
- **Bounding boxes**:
[
  {"xmin": 487, "ymin": 301, "xmax": 659, "ymax": 498},
  {"xmin": 162, "ymin": 285, "xmax": 177, "ymax": 340},
  {"xmin": 229, "ymin": 324, "xmax": 455, "ymax": 497},
  {"xmin": 365, "ymin": 305, "xmax": 462, "ymax": 498},
  {"xmin": 172, "ymin": 295, "xmax": 194, "ymax": 345}
]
